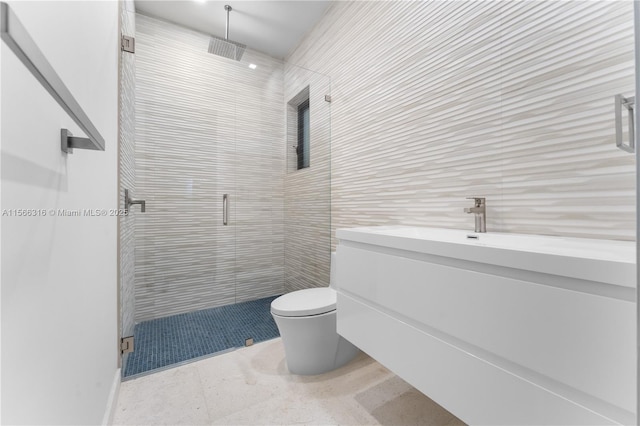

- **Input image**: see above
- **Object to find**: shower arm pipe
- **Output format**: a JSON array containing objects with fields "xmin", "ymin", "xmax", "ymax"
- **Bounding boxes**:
[
  {"xmin": 225, "ymin": 4, "xmax": 231, "ymax": 40},
  {"xmin": 0, "ymin": 1, "xmax": 105, "ymax": 154}
]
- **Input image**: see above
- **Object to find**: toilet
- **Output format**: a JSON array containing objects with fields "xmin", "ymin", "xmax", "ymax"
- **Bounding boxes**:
[{"xmin": 270, "ymin": 254, "xmax": 359, "ymax": 375}]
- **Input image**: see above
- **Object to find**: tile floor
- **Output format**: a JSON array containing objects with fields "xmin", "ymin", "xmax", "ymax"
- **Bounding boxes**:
[
  {"xmin": 124, "ymin": 296, "xmax": 280, "ymax": 377},
  {"xmin": 114, "ymin": 338, "xmax": 465, "ymax": 425}
]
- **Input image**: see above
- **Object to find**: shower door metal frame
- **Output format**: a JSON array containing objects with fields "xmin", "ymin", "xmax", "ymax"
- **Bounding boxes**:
[{"xmin": 635, "ymin": 1, "xmax": 639, "ymax": 420}]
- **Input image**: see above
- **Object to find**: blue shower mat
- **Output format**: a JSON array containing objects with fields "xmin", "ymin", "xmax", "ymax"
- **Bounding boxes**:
[{"xmin": 123, "ymin": 295, "xmax": 280, "ymax": 377}]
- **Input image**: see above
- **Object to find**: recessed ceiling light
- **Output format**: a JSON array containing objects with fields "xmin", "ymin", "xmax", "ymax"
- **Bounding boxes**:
[
  {"xmin": 194, "ymin": 0, "xmax": 206, "ymax": 3},
  {"xmin": 249, "ymin": 63, "xmax": 257, "ymax": 70}
]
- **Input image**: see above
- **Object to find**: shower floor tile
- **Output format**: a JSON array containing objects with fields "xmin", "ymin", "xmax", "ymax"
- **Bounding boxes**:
[{"xmin": 123, "ymin": 295, "xmax": 280, "ymax": 377}]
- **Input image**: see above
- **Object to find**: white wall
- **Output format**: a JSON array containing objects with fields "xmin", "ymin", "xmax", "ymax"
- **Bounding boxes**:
[{"xmin": 1, "ymin": 1, "xmax": 119, "ymax": 424}]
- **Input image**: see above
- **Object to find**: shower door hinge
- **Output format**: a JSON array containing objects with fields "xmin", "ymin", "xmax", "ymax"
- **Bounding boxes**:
[
  {"xmin": 120, "ymin": 336, "xmax": 134, "ymax": 354},
  {"xmin": 121, "ymin": 35, "xmax": 135, "ymax": 54}
]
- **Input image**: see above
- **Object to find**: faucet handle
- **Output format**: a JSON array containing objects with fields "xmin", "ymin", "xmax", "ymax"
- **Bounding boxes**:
[
  {"xmin": 124, "ymin": 189, "xmax": 146, "ymax": 214},
  {"xmin": 466, "ymin": 197, "xmax": 485, "ymax": 206}
]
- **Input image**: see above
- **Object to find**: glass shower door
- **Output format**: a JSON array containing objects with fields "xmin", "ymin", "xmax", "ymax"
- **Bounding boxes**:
[{"xmin": 134, "ymin": 88, "xmax": 237, "ymax": 321}]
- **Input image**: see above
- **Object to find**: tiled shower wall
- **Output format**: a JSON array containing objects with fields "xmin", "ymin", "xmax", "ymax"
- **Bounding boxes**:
[
  {"xmin": 134, "ymin": 15, "xmax": 285, "ymax": 321},
  {"xmin": 118, "ymin": 0, "xmax": 136, "ymax": 359},
  {"xmin": 284, "ymin": 65, "xmax": 332, "ymax": 291},
  {"xmin": 287, "ymin": 1, "xmax": 636, "ymax": 245}
]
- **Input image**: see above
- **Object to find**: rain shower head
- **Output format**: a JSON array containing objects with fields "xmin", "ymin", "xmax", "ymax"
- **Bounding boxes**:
[
  {"xmin": 208, "ymin": 5, "xmax": 246, "ymax": 61},
  {"xmin": 208, "ymin": 35, "xmax": 246, "ymax": 61}
]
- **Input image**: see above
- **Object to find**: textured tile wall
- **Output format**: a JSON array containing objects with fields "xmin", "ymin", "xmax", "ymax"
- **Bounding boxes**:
[
  {"xmin": 119, "ymin": 3, "xmax": 136, "ymax": 358},
  {"xmin": 287, "ymin": 1, "xmax": 636, "ymax": 245},
  {"xmin": 134, "ymin": 14, "xmax": 285, "ymax": 321},
  {"xmin": 284, "ymin": 65, "xmax": 332, "ymax": 291}
]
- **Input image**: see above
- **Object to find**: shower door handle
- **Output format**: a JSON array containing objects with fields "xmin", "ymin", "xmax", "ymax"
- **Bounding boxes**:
[
  {"xmin": 223, "ymin": 194, "xmax": 228, "ymax": 226},
  {"xmin": 615, "ymin": 94, "xmax": 635, "ymax": 153}
]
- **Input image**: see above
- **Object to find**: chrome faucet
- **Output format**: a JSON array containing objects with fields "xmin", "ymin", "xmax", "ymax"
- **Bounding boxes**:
[{"xmin": 464, "ymin": 197, "xmax": 486, "ymax": 233}]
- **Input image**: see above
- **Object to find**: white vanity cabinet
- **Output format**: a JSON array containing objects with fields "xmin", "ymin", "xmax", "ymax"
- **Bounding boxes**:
[{"xmin": 335, "ymin": 226, "xmax": 635, "ymax": 425}]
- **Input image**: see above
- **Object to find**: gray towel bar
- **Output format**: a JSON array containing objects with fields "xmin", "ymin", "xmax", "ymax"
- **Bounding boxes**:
[{"xmin": 0, "ymin": 2, "xmax": 106, "ymax": 154}]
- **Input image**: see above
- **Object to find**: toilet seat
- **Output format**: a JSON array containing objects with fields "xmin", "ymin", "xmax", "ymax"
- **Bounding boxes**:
[{"xmin": 271, "ymin": 287, "xmax": 336, "ymax": 317}]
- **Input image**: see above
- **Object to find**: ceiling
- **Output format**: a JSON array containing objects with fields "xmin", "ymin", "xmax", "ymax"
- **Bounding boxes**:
[{"xmin": 134, "ymin": 1, "xmax": 331, "ymax": 59}]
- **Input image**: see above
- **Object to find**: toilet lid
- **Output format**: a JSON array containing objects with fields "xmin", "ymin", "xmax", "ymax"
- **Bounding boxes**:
[{"xmin": 271, "ymin": 287, "xmax": 337, "ymax": 317}]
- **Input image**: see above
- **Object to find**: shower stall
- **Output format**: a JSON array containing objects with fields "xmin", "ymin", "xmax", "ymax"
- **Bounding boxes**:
[{"xmin": 118, "ymin": 10, "xmax": 332, "ymax": 375}]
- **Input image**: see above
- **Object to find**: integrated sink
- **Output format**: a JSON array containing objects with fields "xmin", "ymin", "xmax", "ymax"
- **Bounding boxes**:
[{"xmin": 336, "ymin": 225, "xmax": 634, "ymax": 288}]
